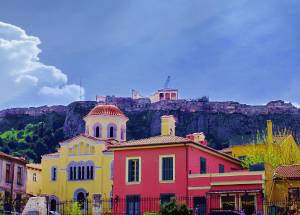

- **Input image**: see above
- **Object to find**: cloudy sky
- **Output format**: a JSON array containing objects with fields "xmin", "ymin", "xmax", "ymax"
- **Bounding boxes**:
[{"xmin": 0, "ymin": 0, "xmax": 300, "ymax": 109}]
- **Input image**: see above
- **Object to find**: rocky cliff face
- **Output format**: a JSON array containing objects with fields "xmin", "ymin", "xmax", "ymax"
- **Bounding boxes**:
[
  {"xmin": 63, "ymin": 98, "xmax": 300, "ymax": 148},
  {"xmin": 1, "ymin": 98, "xmax": 300, "ymax": 149}
]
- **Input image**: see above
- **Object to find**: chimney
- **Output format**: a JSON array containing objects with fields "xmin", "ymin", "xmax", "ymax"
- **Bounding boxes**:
[
  {"xmin": 267, "ymin": 120, "xmax": 273, "ymax": 144},
  {"xmin": 161, "ymin": 115, "xmax": 176, "ymax": 136},
  {"xmin": 186, "ymin": 132, "xmax": 208, "ymax": 146}
]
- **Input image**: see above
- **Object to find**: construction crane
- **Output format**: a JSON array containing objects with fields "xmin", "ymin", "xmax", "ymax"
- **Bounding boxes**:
[{"xmin": 164, "ymin": 76, "xmax": 171, "ymax": 89}]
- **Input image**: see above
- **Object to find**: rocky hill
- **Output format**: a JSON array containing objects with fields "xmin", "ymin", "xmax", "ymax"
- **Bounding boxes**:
[{"xmin": 1, "ymin": 97, "xmax": 300, "ymax": 161}]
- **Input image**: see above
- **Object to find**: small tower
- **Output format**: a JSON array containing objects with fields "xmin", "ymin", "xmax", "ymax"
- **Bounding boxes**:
[
  {"xmin": 161, "ymin": 115, "xmax": 176, "ymax": 136},
  {"xmin": 83, "ymin": 104, "xmax": 128, "ymax": 142}
]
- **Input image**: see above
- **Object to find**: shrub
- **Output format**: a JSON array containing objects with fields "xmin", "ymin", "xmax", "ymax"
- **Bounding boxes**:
[{"xmin": 160, "ymin": 199, "xmax": 192, "ymax": 215}]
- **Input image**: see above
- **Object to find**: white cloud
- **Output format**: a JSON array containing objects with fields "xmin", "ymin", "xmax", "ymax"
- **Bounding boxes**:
[{"xmin": 0, "ymin": 21, "xmax": 84, "ymax": 108}]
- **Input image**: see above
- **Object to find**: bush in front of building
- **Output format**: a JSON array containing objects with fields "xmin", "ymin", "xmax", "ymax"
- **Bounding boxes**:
[{"xmin": 160, "ymin": 199, "xmax": 193, "ymax": 215}]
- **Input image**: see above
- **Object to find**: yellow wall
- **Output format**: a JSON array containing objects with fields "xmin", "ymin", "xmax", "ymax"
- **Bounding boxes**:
[
  {"xmin": 41, "ymin": 135, "xmax": 113, "ymax": 202},
  {"xmin": 26, "ymin": 165, "xmax": 42, "ymax": 196},
  {"xmin": 84, "ymin": 115, "xmax": 128, "ymax": 141}
]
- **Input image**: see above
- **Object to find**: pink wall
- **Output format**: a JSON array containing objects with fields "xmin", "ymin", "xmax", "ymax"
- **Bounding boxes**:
[
  {"xmin": 188, "ymin": 146, "xmax": 241, "ymax": 174},
  {"xmin": 113, "ymin": 146, "xmax": 188, "ymax": 198},
  {"xmin": 0, "ymin": 160, "xmax": 27, "ymax": 195},
  {"xmin": 113, "ymin": 144, "xmax": 264, "ymax": 214}
]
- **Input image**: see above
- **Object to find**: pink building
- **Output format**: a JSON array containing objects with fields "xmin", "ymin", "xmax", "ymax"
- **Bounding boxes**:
[
  {"xmin": 0, "ymin": 152, "xmax": 27, "ymax": 212},
  {"xmin": 109, "ymin": 116, "xmax": 265, "ymax": 215}
]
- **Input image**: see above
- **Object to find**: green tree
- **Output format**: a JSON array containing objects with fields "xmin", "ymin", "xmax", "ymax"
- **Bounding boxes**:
[{"xmin": 243, "ymin": 132, "xmax": 300, "ymax": 168}]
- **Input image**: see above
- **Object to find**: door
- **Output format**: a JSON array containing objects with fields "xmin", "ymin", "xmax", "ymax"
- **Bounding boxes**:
[
  {"xmin": 241, "ymin": 195, "xmax": 255, "ymax": 215},
  {"xmin": 126, "ymin": 195, "xmax": 140, "ymax": 215},
  {"xmin": 193, "ymin": 197, "xmax": 206, "ymax": 215},
  {"xmin": 50, "ymin": 199, "xmax": 57, "ymax": 212},
  {"xmin": 77, "ymin": 192, "xmax": 86, "ymax": 210}
]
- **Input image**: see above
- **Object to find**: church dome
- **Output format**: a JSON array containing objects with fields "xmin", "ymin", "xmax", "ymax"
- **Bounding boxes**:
[{"xmin": 87, "ymin": 104, "xmax": 125, "ymax": 117}]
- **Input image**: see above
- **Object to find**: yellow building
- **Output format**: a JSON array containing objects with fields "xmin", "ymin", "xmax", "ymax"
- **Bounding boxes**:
[
  {"xmin": 221, "ymin": 120, "xmax": 298, "ymax": 160},
  {"xmin": 41, "ymin": 104, "xmax": 128, "ymax": 212},
  {"xmin": 26, "ymin": 163, "xmax": 42, "ymax": 196}
]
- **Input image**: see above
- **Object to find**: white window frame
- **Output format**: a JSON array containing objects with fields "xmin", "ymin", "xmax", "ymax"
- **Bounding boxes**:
[
  {"xmin": 159, "ymin": 154, "xmax": 175, "ymax": 183},
  {"xmin": 126, "ymin": 157, "xmax": 141, "ymax": 184},
  {"xmin": 220, "ymin": 194, "xmax": 237, "ymax": 210}
]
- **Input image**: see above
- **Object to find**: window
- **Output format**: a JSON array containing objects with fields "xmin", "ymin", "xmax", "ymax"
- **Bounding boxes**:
[
  {"xmin": 90, "ymin": 166, "xmax": 94, "ymax": 179},
  {"xmin": 69, "ymin": 162, "xmax": 94, "ymax": 181},
  {"xmin": 95, "ymin": 126, "xmax": 100, "ymax": 137},
  {"xmin": 51, "ymin": 167, "xmax": 57, "ymax": 181},
  {"xmin": 81, "ymin": 166, "xmax": 85, "ymax": 180},
  {"xmin": 127, "ymin": 158, "xmax": 140, "ymax": 183},
  {"xmin": 87, "ymin": 166, "xmax": 90, "ymax": 179},
  {"xmin": 69, "ymin": 167, "xmax": 73, "ymax": 180},
  {"xmin": 33, "ymin": 173, "xmax": 37, "ymax": 182},
  {"xmin": 241, "ymin": 194, "xmax": 256, "ymax": 215},
  {"xmin": 73, "ymin": 167, "xmax": 77, "ymax": 180},
  {"xmin": 17, "ymin": 166, "xmax": 22, "ymax": 185},
  {"xmin": 160, "ymin": 193, "xmax": 175, "ymax": 205},
  {"xmin": 5, "ymin": 164, "xmax": 11, "ymax": 183},
  {"xmin": 160, "ymin": 155, "xmax": 175, "ymax": 181},
  {"xmin": 109, "ymin": 126, "xmax": 114, "ymax": 138},
  {"xmin": 221, "ymin": 195, "xmax": 235, "ymax": 210},
  {"xmin": 78, "ymin": 166, "xmax": 81, "ymax": 180},
  {"xmin": 289, "ymin": 188, "xmax": 300, "ymax": 201},
  {"xmin": 219, "ymin": 164, "xmax": 225, "ymax": 173},
  {"xmin": 200, "ymin": 157, "xmax": 206, "ymax": 174}
]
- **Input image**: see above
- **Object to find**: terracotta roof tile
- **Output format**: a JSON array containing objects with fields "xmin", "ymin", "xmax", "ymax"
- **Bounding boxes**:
[
  {"xmin": 110, "ymin": 135, "xmax": 191, "ymax": 147},
  {"xmin": 0, "ymin": 151, "xmax": 27, "ymax": 164},
  {"xmin": 26, "ymin": 163, "xmax": 42, "ymax": 170},
  {"xmin": 274, "ymin": 165, "xmax": 300, "ymax": 179},
  {"xmin": 87, "ymin": 104, "xmax": 126, "ymax": 117},
  {"xmin": 108, "ymin": 135, "xmax": 241, "ymax": 164}
]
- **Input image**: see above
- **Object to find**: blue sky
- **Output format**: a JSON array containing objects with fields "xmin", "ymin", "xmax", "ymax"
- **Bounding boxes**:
[{"xmin": 0, "ymin": 0, "xmax": 300, "ymax": 109}]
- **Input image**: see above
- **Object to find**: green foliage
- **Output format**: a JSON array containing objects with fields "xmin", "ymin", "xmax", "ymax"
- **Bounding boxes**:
[
  {"xmin": 69, "ymin": 202, "xmax": 82, "ymax": 215},
  {"xmin": 144, "ymin": 212, "xmax": 159, "ymax": 215},
  {"xmin": 160, "ymin": 199, "xmax": 193, "ymax": 215},
  {"xmin": 242, "ymin": 132, "xmax": 300, "ymax": 168},
  {"xmin": 0, "ymin": 121, "xmax": 64, "ymax": 162}
]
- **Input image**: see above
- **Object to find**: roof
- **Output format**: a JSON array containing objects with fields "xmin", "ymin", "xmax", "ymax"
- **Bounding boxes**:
[
  {"xmin": 110, "ymin": 135, "xmax": 191, "ymax": 147},
  {"xmin": 273, "ymin": 165, "xmax": 300, "ymax": 180},
  {"xmin": 86, "ymin": 104, "xmax": 126, "ymax": 117},
  {"xmin": 27, "ymin": 163, "xmax": 42, "ymax": 171},
  {"xmin": 108, "ymin": 135, "xmax": 241, "ymax": 164},
  {"xmin": 0, "ymin": 151, "xmax": 27, "ymax": 164}
]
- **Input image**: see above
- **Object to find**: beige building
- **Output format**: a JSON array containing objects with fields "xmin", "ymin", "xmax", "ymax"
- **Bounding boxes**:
[{"xmin": 26, "ymin": 163, "xmax": 42, "ymax": 196}]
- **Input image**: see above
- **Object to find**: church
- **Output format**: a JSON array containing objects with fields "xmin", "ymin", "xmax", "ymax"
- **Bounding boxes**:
[{"xmin": 40, "ymin": 104, "xmax": 128, "ymax": 212}]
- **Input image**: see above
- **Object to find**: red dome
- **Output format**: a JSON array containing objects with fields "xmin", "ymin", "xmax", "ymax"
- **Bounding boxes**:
[{"xmin": 87, "ymin": 104, "xmax": 125, "ymax": 117}]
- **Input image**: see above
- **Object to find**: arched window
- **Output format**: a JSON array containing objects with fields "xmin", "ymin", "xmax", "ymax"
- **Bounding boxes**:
[
  {"xmin": 93, "ymin": 124, "xmax": 102, "ymax": 138},
  {"xmin": 110, "ymin": 127, "xmax": 114, "ymax": 138},
  {"xmin": 33, "ymin": 173, "xmax": 37, "ymax": 182},
  {"xmin": 107, "ymin": 123, "xmax": 117, "ymax": 139},
  {"xmin": 95, "ymin": 126, "xmax": 100, "ymax": 137}
]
